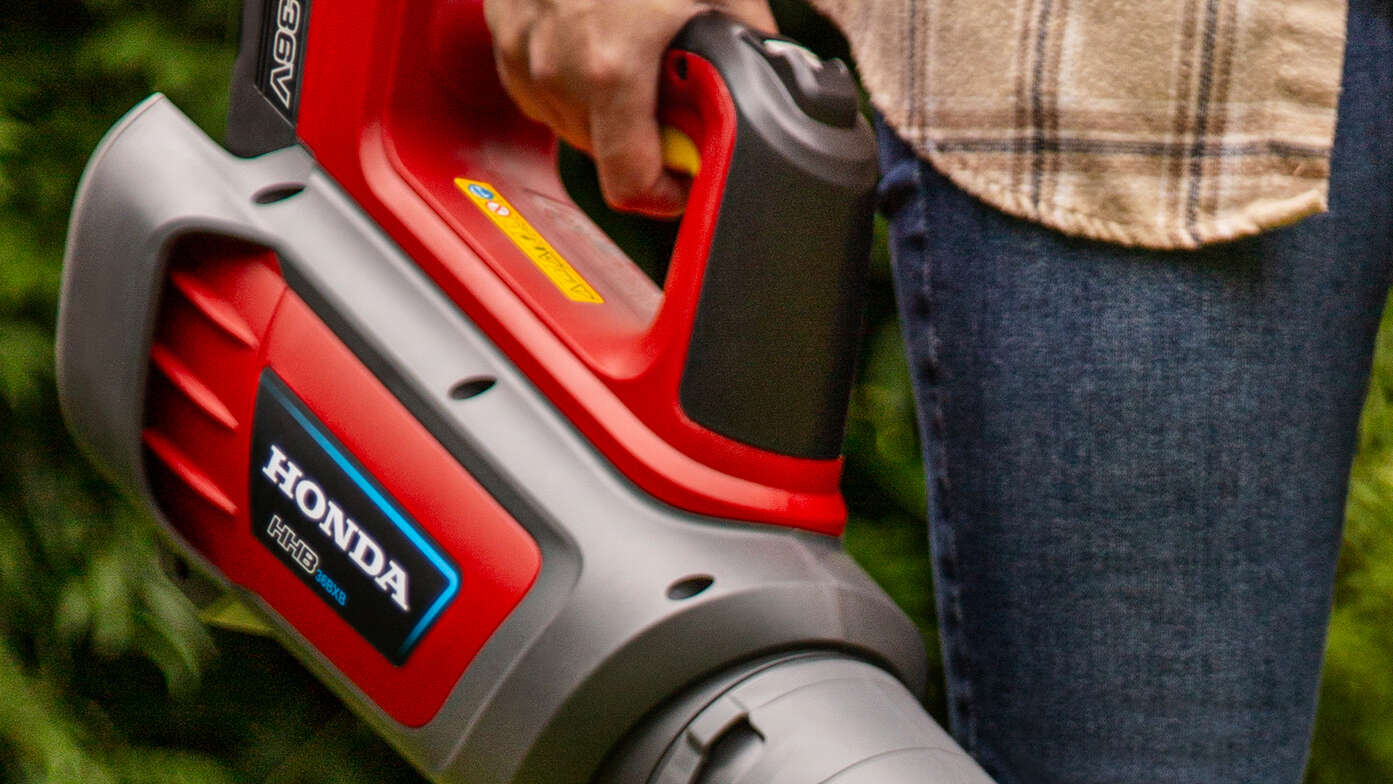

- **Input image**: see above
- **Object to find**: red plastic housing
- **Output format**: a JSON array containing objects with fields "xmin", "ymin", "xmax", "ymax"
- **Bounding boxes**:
[
  {"xmin": 292, "ymin": 0, "xmax": 847, "ymax": 534},
  {"xmin": 142, "ymin": 236, "xmax": 541, "ymax": 726}
]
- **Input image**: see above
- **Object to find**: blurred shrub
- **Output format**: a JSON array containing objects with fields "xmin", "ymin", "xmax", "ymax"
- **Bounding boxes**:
[
  {"xmin": 1307, "ymin": 302, "xmax": 1393, "ymax": 782},
  {"xmin": 0, "ymin": 2, "xmax": 424, "ymax": 782}
]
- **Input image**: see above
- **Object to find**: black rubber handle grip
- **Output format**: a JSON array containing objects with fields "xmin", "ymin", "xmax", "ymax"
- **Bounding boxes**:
[{"xmin": 671, "ymin": 14, "xmax": 877, "ymax": 460}]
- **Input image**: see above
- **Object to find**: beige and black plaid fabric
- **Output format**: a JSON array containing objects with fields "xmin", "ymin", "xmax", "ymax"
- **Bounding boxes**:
[{"xmin": 812, "ymin": 0, "xmax": 1347, "ymax": 249}]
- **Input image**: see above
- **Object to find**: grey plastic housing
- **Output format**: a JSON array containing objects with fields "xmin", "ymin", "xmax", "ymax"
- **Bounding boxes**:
[
  {"xmin": 604, "ymin": 654, "xmax": 992, "ymax": 784},
  {"xmin": 57, "ymin": 95, "xmax": 993, "ymax": 784}
]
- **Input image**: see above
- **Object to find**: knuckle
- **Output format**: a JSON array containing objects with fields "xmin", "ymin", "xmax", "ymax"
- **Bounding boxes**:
[
  {"xmin": 529, "ymin": 57, "xmax": 562, "ymax": 89},
  {"xmin": 492, "ymin": 24, "xmax": 525, "ymax": 60},
  {"xmin": 483, "ymin": 6, "xmax": 530, "ymax": 62},
  {"xmin": 582, "ymin": 49, "xmax": 630, "ymax": 90},
  {"xmin": 523, "ymin": 35, "xmax": 558, "ymax": 85}
]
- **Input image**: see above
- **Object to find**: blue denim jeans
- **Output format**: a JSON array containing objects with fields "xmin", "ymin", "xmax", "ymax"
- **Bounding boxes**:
[{"xmin": 876, "ymin": 0, "xmax": 1393, "ymax": 781}]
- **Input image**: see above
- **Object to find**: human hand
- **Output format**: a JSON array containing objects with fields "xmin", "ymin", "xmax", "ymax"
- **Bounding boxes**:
[{"xmin": 484, "ymin": 0, "xmax": 776, "ymax": 216}]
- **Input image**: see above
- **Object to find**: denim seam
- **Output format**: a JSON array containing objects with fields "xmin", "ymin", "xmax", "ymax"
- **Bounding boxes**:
[{"xmin": 906, "ymin": 160, "xmax": 979, "ymax": 760}]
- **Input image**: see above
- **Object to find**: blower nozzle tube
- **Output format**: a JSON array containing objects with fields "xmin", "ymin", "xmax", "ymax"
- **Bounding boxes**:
[{"xmin": 601, "ymin": 654, "xmax": 994, "ymax": 784}]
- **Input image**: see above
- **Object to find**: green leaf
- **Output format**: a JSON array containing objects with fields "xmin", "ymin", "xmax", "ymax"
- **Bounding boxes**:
[{"xmin": 0, "ymin": 320, "xmax": 54, "ymax": 411}]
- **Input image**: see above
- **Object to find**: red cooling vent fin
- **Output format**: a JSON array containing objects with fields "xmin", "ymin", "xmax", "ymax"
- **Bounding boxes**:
[
  {"xmin": 168, "ymin": 268, "xmax": 261, "ymax": 350},
  {"xmin": 141, "ymin": 236, "xmax": 286, "ymax": 542},
  {"xmin": 149, "ymin": 343, "xmax": 239, "ymax": 430},
  {"xmin": 142, "ymin": 428, "xmax": 239, "ymax": 517}
]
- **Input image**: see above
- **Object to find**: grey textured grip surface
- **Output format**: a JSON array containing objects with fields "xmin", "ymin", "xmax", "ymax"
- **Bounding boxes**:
[{"xmin": 648, "ymin": 656, "xmax": 993, "ymax": 784}]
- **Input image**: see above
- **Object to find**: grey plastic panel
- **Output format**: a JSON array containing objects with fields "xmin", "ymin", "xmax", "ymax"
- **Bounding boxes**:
[{"xmin": 57, "ymin": 96, "xmax": 987, "ymax": 784}]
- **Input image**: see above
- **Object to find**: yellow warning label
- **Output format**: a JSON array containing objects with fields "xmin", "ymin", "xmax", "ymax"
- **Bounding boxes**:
[{"xmin": 455, "ymin": 178, "xmax": 604, "ymax": 304}]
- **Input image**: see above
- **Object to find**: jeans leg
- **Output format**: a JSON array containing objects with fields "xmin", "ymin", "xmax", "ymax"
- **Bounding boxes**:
[{"xmin": 876, "ymin": 0, "xmax": 1393, "ymax": 780}]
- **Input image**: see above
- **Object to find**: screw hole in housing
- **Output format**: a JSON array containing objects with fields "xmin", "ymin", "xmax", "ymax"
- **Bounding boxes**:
[
  {"xmin": 253, "ymin": 183, "xmax": 306, "ymax": 204},
  {"xmin": 666, "ymin": 575, "xmax": 713, "ymax": 601},
  {"xmin": 449, "ymin": 376, "xmax": 497, "ymax": 400}
]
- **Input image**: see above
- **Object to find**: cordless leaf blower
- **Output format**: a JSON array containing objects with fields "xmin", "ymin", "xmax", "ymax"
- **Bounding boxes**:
[{"xmin": 56, "ymin": 1, "xmax": 995, "ymax": 782}]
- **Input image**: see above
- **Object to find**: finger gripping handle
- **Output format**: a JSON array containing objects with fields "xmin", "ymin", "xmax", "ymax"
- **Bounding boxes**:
[{"xmin": 660, "ymin": 14, "xmax": 878, "ymax": 460}]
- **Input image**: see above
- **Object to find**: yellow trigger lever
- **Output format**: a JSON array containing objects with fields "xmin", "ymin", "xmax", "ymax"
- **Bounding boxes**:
[{"xmin": 660, "ymin": 126, "xmax": 701, "ymax": 178}]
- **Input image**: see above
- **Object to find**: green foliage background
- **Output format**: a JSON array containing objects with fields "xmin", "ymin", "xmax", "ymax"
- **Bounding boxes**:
[{"xmin": 0, "ymin": 1, "xmax": 1389, "ymax": 781}]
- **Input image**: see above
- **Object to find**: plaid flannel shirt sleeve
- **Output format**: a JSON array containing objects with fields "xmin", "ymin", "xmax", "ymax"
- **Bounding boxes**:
[{"xmin": 813, "ymin": 0, "xmax": 1347, "ymax": 249}]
